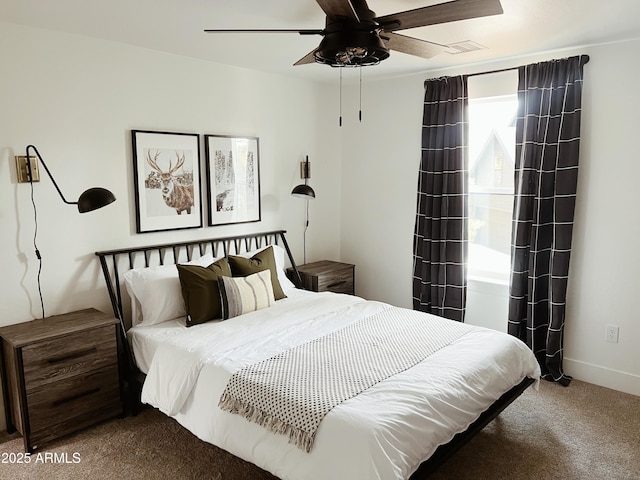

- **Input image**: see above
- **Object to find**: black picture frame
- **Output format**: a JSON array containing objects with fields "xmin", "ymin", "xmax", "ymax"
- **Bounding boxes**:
[
  {"xmin": 132, "ymin": 130, "xmax": 203, "ymax": 233},
  {"xmin": 204, "ymin": 134, "xmax": 261, "ymax": 226}
]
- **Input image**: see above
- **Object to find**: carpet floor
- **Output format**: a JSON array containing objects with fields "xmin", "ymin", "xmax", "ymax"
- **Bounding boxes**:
[{"xmin": 1, "ymin": 379, "xmax": 638, "ymax": 479}]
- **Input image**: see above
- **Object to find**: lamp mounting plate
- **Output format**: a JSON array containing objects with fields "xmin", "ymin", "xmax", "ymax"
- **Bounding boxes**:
[
  {"xmin": 299, "ymin": 161, "xmax": 311, "ymax": 179},
  {"xmin": 16, "ymin": 155, "xmax": 40, "ymax": 183}
]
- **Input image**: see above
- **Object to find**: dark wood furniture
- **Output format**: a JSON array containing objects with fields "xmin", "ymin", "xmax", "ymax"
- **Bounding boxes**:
[
  {"xmin": 0, "ymin": 308, "xmax": 122, "ymax": 452},
  {"xmin": 288, "ymin": 260, "xmax": 355, "ymax": 295}
]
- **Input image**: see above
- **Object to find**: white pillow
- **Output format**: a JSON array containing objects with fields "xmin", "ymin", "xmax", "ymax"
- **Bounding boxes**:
[
  {"xmin": 239, "ymin": 244, "xmax": 296, "ymax": 292},
  {"xmin": 123, "ymin": 253, "xmax": 215, "ymax": 326}
]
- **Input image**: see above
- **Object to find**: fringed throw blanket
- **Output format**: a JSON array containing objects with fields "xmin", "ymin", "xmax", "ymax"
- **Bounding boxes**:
[{"xmin": 218, "ymin": 306, "xmax": 471, "ymax": 452}]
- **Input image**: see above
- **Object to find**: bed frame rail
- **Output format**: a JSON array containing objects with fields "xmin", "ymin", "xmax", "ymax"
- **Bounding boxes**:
[{"xmin": 410, "ymin": 376, "xmax": 535, "ymax": 478}]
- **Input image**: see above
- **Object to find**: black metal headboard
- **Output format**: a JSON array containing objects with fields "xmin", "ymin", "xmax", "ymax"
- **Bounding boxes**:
[{"xmin": 95, "ymin": 229, "xmax": 301, "ymax": 334}]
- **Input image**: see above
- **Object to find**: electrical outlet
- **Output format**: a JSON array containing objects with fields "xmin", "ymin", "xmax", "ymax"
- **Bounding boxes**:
[{"xmin": 605, "ymin": 325, "xmax": 619, "ymax": 343}]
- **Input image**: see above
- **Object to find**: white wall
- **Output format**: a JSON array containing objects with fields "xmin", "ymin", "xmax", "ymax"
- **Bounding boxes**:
[
  {"xmin": 0, "ymin": 22, "xmax": 341, "ymax": 430},
  {"xmin": 339, "ymin": 67, "xmax": 422, "ymax": 309},
  {"xmin": 340, "ymin": 41, "xmax": 640, "ymax": 396}
]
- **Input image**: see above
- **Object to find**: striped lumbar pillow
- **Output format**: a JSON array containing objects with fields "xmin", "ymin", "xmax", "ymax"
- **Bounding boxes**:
[{"xmin": 218, "ymin": 269, "xmax": 275, "ymax": 320}]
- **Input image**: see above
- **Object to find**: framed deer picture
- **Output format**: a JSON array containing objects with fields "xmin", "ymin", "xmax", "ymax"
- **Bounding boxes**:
[
  {"xmin": 204, "ymin": 134, "xmax": 261, "ymax": 226},
  {"xmin": 131, "ymin": 130, "xmax": 203, "ymax": 233}
]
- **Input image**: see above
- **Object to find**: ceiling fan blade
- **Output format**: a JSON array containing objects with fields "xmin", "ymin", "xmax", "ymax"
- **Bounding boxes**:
[
  {"xmin": 376, "ymin": 0, "xmax": 503, "ymax": 32},
  {"xmin": 383, "ymin": 32, "xmax": 447, "ymax": 60},
  {"xmin": 347, "ymin": 0, "xmax": 376, "ymax": 21},
  {"xmin": 294, "ymin": 50, "xmax": 319, "ymax": 66},
  {"xmin": 315, "ymin": 0, "xmax": 360, "ymax": 20},
  {"xmin": 205, "ymin": 28, "xmax": 324, "ymax": 35},
  {"xmin": 204, "ymin": 29, "xmax": 323, "ymax": 35}
]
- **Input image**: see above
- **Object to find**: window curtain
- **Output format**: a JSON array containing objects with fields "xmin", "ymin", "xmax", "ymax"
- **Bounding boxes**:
[
  {"xmin": 413, "ymin": 76, "xmax": 468, "ymax": 322},
  {"xmin": 508, "ymin": 55, "xmax": 589, "ymax": 385}
]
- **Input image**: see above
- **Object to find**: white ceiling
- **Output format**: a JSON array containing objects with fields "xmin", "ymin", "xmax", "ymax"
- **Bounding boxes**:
[{"xmin": 3, "ymin": 0, "xmax": 640, "ymax": 83}]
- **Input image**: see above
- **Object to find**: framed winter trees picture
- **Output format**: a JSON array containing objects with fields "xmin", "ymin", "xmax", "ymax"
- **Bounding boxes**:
[
  {"xmin": 131, "ymin": 130, "xmax": 203, "ymax": 233},
  {"xmin": 204, "ymin": 134, "xmax": 261, "ymax": 226}
]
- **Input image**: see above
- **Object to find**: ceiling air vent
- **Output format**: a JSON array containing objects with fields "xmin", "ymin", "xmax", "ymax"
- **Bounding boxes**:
[{"xmin": 445, "ymin": 40, "xmax": 487, "ymax": 55}]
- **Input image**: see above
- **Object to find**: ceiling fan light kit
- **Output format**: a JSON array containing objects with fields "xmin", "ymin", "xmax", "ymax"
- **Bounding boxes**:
[{"xmin": 314, "ymin": 22, "xmax": 390, "ymax": 67}]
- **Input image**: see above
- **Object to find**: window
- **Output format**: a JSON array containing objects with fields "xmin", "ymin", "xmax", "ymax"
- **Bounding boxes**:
[{"xmin": 468, "ymin": 95, "xmax": 518, "ymax": 282}]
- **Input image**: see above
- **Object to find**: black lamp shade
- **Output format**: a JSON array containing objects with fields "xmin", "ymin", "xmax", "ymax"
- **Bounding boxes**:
[
  {"xmin": 77, "ymin": 187, "xmax": 117, "ymax": 213},
  {"xmin": 291, "ymin": 184, "xmax": 316, "ymax": 199}
]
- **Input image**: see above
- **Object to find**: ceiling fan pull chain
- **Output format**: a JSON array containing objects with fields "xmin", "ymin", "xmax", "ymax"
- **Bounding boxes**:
[
  {"xmin": 339, "ymin": 68, "xmax": 343, "ymax": 127},
  {"xmin": 359, "ymin": 66, "xmax": 363, "ymax": 123}
]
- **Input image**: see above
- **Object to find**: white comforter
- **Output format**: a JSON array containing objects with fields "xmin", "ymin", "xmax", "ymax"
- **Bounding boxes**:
[{"xmin": 134, "ymin": 291, "xmax": 540, "ymax": 480}]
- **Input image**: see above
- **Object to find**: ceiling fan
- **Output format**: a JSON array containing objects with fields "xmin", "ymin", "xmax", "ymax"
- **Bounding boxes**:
[{"xmin": 205, "ymin": 0, "xmax": 503, "ymax": 67}]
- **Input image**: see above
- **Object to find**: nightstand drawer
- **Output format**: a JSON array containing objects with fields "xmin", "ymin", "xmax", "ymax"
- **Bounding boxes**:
[
  {"xmin": 27, "ymin": 363, "xmax": 120, "ymax": 434},
  {"xmin": 22, "ymin": 324, "xmax": 117, "ymax": 390},
  {"xmin": 289, "ymin": 260, "xmax": 355, "ymax": 295},
  {"xmin": 316, "ymin": 271, "xmax": 354, "ymax": 294},
  {"xmin": 29, "ymin": 395, "xmax": 123, "ymax": 448}
]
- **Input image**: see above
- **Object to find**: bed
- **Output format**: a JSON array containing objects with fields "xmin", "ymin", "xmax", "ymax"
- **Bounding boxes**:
[{"xmin": 95, "ymin": 230, "xmax": 540, "ymax": 479}]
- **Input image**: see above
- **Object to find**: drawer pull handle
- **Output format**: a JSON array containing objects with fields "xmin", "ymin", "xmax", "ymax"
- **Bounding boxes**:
[
  {"xmin": 47, "ymin": 347, "xmax": 98, "ymax": 364},
  {"xmin": 52, "ymin": 387, "xmax": 100, "ymax": 407},
  {"xmin": 327, "ymin": 280, "xmax": 347, "ymax": 288}
]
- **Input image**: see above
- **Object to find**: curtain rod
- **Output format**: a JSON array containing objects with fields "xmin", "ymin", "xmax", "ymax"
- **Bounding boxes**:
[
  {"xmin": 425, "ymin": 54, "xmax": 590, "ymax": 86},
  {"xmin": 463, "ymin": 66, "xmax": 517, "ymax": 79},
  {"xmin": 423, "ymin": 66, "xmax": 517, "ymax": 86}
]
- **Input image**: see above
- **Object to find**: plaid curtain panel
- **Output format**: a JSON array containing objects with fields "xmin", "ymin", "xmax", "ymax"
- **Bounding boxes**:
[
  {"xmin": 508, "ymin": 55, "xmax": 589, "ymax": 385},
  {"xmin": 413, "ymin": 76, "xmax": 468, "ymax": 322}
]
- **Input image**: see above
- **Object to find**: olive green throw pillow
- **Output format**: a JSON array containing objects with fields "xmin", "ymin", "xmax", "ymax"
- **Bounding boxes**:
[
  {"xmin": 228, "ymin": 246, "xmax": 286, "ymax": 300},
  {"xmin": 177, "ymin": 257, "xmax": 231, "ymax": 326}
]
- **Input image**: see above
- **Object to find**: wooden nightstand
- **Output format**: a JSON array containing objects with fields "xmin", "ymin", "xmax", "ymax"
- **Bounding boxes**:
[
  {"xmin": 288, "ymin": 260, "xmax": 355, "ymax": 295},
  {"xmin": 0, "ymin": 308, "xmax": 122, "ymax": 452}
]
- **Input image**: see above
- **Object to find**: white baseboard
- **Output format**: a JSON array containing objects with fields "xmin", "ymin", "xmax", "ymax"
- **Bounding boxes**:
[{"xmin": 564, "ymin": 357, "xmax": 640, "ymax": 396}]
